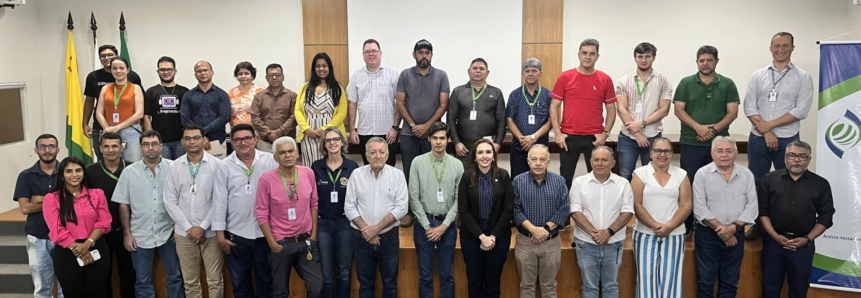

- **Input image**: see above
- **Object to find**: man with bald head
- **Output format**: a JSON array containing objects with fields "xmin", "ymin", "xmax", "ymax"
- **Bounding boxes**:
[
  {"xmin": 181, "ymin": 61, "xmax": 231, "ymax": 158},
  {"xmin": 569, "ymin": 146, "xmax": 633, "ymax": 298}
]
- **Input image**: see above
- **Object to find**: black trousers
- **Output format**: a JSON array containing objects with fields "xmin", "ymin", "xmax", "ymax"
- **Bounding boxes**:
[
  {"xmin": 461, "ymin": 232, "xmax": 511, "ymax": 298},
  {"xmin": 105, "ymin": 230, "xmax": 137, "ymax": 298},
  {"xmin": 559, "ymin": 135, "xmax": 596, "ymax": 189},
  {"xmin": 54, "ymin": 237, "xmax": 112, "ymax": 298},
  {"xmin": 358, "ymin": 134, "xmax": 398, "ymax": 166}
]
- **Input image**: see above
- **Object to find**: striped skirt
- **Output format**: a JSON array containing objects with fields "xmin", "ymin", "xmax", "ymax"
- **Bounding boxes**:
[{"xmin": 633, "ymin": 230, "xmax": 686, "ymax": 298}]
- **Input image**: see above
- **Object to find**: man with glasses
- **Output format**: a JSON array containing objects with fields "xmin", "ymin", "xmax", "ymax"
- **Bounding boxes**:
[
  {"xmin": 181, "ymin": 61, "xmax": 231, "ymax": 159},
  {"xmin": 14, "ymin": 134, "xmax": 64, "ymax": 298},
  {"xmin": 144, "ymin": 56, "xmax": 190, "ymax": 160},
  {"xmin": 213, "ymin": 124, "xmax": 278, "ymax": 298},
  {"xmin": 250, "ymin": 63, "xmax": 298, "ymax": 152},
  {"xmin": 347, "ymin": 39, "xmax": 400, "ymax": 166},
  {"xmin": 673, "ymin": 45, "xmax": 740, "ymax": 236},
  {"xmin": 163, "ymin": 124, "xmax": 225, "ymax": 298},
  {"xmin": 691, "ymin": 136, "xmax": 757, "ymax": 298},
  {"xmin": 84, "ymin": 44, "xmax": 143, "ymax": 160},
  {"xmin": 112, "ymin": 130, "xmax": 184, "ymax": 298},
  {"xmin": 758, "ymin": 140, "xmax": 834, "ymax": 298}
]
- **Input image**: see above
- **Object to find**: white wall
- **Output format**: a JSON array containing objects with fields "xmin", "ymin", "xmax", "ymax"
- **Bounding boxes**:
[{"xmin": 847, "ymin": 2, "xmax": 861, "ymax": 40}]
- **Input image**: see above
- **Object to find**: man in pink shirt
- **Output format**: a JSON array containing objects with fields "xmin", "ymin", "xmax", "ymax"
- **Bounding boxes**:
[{"xmin": 256, "ymin": 136, "xmax": 323, "ymax": 298}]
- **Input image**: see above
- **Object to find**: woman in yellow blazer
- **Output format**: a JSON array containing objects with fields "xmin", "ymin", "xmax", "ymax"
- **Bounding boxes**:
[{"xmin": 295, "ymin": 52, "xmax": 348, "ymax": 166}]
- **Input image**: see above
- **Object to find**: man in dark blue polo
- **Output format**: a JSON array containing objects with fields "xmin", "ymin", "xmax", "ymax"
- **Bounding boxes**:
[{"xmin": 181, "ymin": 60, "xmax": 231, "ymax": 159}]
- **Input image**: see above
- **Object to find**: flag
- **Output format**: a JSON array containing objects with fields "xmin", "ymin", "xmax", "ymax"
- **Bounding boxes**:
[
  {"xmin": 65, "ymin": 30, "xmax": 94, "ymax": 165},
  {"xmin": 119, "ymin": 29, "xmax": 131, "ymax": 70}
]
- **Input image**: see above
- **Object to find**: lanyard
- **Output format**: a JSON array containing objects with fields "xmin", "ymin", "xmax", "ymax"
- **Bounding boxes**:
[
  {"xmin": 328, "ymin": 168, "xmax": 342, "ymax": 191},
  {"xmin": 242, "ymin": 164, "xmax": 255, "ymax": 184},
  {"xmin": 100, "ymin": 160, "xmax": 126, "ymax": 181},
  {"xmin": 113, "ymin": 82, "xmax": 129, "ymax": 110},
  {"xmin": 771, "ymin": 67, "xmax": 790, "ymax": 90},
  {"xmin": 188, "ymin": 159, "xmax": 202, "ymax": 182},
  {"xmin": 471, "ymin": 84, "xmax": 487, "ymax": 110},
  {"xmin": 279, "ymin": 168, "xmax": 299, "ymax": 206},
  {"xmin": 635, "ymin": 76, "xmax": 649, "ymax": 96},
  {"xmin": 521, "ymin": 85, "xmax": 541, "ymax": 114},
  {"xmin": 430, "ymin": 154, "xmax": 447, "ymax": 191}
]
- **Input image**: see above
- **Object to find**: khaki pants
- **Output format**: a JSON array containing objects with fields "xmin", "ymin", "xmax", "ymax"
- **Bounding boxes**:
[
  {"xmin": 256, "ymin": 140, "xmax": 273, "ymax": 152},
  {"xmin": 175, "ymin": 233, "xmax": 225, "ymax": 298},
  {"xmin": 514, "ymin": 233, "xmax": 561, "ymax": 298}
]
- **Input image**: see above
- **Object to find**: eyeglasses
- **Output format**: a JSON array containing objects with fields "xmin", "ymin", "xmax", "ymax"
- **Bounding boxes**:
[
  {"xmin": 99, "ymin": 54, "xmax": 116, "ymax": 59},
  {"xmin": 36, "ymin": 145, "xmax": 58, "ymax": 151},
  {"xmin": 233, "ymin": 136, "xmax": 255, "ymax": 144},
  {"xmin": 363, "ymin": 50, "xmax": 380, "ymax": 56},
  {"xmin": 141, "ymin": 142, "xmax": 161, "ymax": 148},
  {"xmin": 652, "ymin": 149, "xmax": 673, "ymax": 155},
  {"xmin": 182, "ymin": 135, "xmax": 203, "ymax": 141},
  {"xmin": 266, "ymin": 73, "xmax": 283, "ymax": 78},
  {"xmin": 786, "ymin": 153, "xmax": 810, "ymax": 160},
  {"xmin": 157, "ymin": 68, "xmax": 175, "ymax": 73},
  {"xmin": 324, "ymin": 137, "xmax": 342, "ymax": 144}
]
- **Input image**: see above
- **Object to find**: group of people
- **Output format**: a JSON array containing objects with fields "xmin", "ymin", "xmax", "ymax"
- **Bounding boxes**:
[{"xmin": 11, "ymin": 30, "xmax": 833, "ymax": 298}]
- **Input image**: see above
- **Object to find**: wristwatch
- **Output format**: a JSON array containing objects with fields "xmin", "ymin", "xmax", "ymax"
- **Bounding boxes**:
[
  {"xmin": 603, "ymin": 130, "xmax": 610, "ymax": 135},
  {"xmin": 530, "ymin": 134, "xmax": 536, "ymax": 140},
  {"xmin": 734, "ymin": 223, "xmax": 744, "ymax": 233},
  {"xmin": 642, "ymin": 120, "xmax": 648, "ymax": 128},
  {"xmin": 607, "ymin": 227, "xmax": 616, "ymax": 236},
  {"xmin": 543, "ymin": 224, "xmax": 552, "ymax": 233},
  {"xmin": 709, "ymin": 126, "xmax": 719, "ymax": 134},
  {"xmin": 391, "ymin": 125, "xmax": 401, "ymax": 131},
  {"xmin": 409, "ymin": 122, "xmax": 416, "ymax": 128}
]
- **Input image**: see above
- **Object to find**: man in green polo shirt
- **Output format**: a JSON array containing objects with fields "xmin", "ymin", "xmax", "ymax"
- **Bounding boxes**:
[{"xmin": 672, "ymin": 45, "xmax": 739, "ymax": 236}]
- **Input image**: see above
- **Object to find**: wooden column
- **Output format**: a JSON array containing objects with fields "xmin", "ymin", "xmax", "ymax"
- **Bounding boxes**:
[{"xmin": 522, "ymin": 0, "xmax": 563, "ymax": 89}]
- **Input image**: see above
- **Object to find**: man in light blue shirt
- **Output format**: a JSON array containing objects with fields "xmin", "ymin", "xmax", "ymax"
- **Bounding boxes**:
[{"xmin": 113, "ymin": 130, "xmax": 183, "ymax": 298}]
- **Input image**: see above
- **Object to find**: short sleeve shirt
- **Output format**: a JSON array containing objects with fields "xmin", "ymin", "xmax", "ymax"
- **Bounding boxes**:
[
  {"xmin": 396, "ymin": 66, "xmax": 450, "ymax": 136},
  {"xmin": 506, "ymin": 85, "xmax": 552, "ymax": 149},
  {"xmin": 550, "ymin": 69, "xmax": 617, "ymax": 135},
  {"xmin": 144, "ymin": 84, "xmax": 190, "ymax": 143},
  {"xmin": 672, "ymin": 73, "xmax": 740, "ymax": 146},
  {"xmin": 12, "ymin": 162, "xmax": 58, "ymax": 239},
  {"xmin": 84, "ymin": 68, "xmax": 142, "ymax": 130}
]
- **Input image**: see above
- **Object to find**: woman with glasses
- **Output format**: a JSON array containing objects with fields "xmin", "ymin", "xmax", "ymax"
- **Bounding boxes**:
[
  {"xmin": 95, "ymin": 56, "xmax": 144, "ymax": 162},
  {"xmin": 43, "ymin": 156, "xmax": 113, "ymax": 297},
  {"xmin": 229, "ymin": 61, "xmax": 266, "ymax": 127},
  {"xmin": 295, "ymin": 52, "xmax": 348, "ymax": 166},
  {"xmin": 310, "ymin": 127, "xmax": 358, "ymax": 298},
  {"xmin": 458, "ymin": 139, "xmax": 514, "ymax": 298},
  {"xmin": 631, "ymin": 137, "xmax": 692, "ymax": 298}
]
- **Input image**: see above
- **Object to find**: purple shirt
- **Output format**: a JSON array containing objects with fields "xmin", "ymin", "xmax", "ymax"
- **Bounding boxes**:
[{"xmin": 255, "ymin": 166, "xmax": 318, "ymax": 240}]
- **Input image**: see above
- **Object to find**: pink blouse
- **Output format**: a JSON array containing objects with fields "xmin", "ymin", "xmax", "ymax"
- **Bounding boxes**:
[{"xmin": 43, "ymin": 187, "xmax": 112, "ymax": 248}]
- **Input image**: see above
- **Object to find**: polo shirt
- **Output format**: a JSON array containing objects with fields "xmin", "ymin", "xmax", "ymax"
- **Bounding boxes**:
[
  {"xmin": 672, "ymin": 73, "xmax": 740, "ymax": 146},
  {"xmin": 396, "ymin": 66, "xmax": 451, "ymax": 136},
  {"xmin": 111, "ymin": 158, "xmax": 175, "ymax": 249},
  {"xmin": 447, "ymin": 83, "xmax": 507, "ymax": 146},
  {"xmin": 408, "ymin": 153, "xmax": 464, "ymax": 228},
  {"xmin": 506, "ymin": 85, "xmax": 552, "ymax": 150},
  {"xmin": 550, "ymin": 68, "xmax": 617, "ymax": 136},
  {"xmin": 742, "ymin": 62, "xmax": 814, "ymax": 138},
  {"xmin": 86, "ymin": 160, "xmax": 131, "ymax": 232},
  {"xmin": 180, "ymin": 84, "xmax": 231, "ymax": 143},
  {"xmin": 12, "ymin": 161, "xmax": 58, "ymax": 239},
  {"xmin": 311, "ymin": 156, "xmax": 359, "ymax": 220}
]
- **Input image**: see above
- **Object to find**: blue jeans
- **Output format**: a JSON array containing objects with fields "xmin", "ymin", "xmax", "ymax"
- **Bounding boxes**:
[
  {"xmin": 400, "ymin": 135, "xmax": 431, "ymax": 184},
  {"xmin": 680, "ymin": 144, "xmax": 713, "ymax": 233},
  {"xmin": 617, "ymin": 133, "xmax": 662, "ymax": 181},
  {"xmin": 318, "ymin": 217, "xmax": 354, "ymax": 298},
  {"xmin": 695, "ymin": 224, "xmax": 744, "ymax": 298},
  {"xmin": 161, "ymin": 140, "xmax": 186, "ymax": 160},
  {"xmin": 130, "ymin": 240, "xmax": 184, "ymax": 298},
  {"xmin": 414, "ymin": 217, "xmax": 457, "ymax": 298},
  {"xmin": 116, "ymin": 123, "xmax": 142, "ymax": 162},
  {"xmin": 224, "ymin": 231, "xmax": 272, "ymax": 298},
  {"xmin": 353, "ymin": 230, "xmax": 399, "ymax": 298},
  {"xmin": 748, "ymin": 133, "xmax": 798, "ymax": 182},
  {"xmin": 26, "ymin": 235, "xmax": 63, "ymax": 298},
  {"xmin": 575, "ymin": 239, "xmax": 624, "ymax": 298}
]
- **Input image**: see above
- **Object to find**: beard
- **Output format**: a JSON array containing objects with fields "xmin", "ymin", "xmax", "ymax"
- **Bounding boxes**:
[
  {"xmin": 39, "ymin": 155, "xmax": 56, "ymax": 165},
  {"xmin": 160, "ymin": 76, "xmax": 175, "ymax": 84},
  {"xmin": 417, "ymin": 58, "xmax": 430, "ymax": 68},
  {"xmin": 788, "ymin": 165, "xmax": 805, "ymax": 175},
  {"xmin": 638, "ymin": 66, "xmax": 651, "ymax": 72}
]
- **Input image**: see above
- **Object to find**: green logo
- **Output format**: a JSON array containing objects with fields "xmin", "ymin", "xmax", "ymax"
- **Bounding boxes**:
[{"xmin": 825, "ymin": 110, "xmax": 861, "ymax": 158}]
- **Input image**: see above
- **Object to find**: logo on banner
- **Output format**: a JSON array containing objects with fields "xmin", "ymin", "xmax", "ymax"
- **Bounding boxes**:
[{"xmin": 825, "ymin": 109, "xmax": 861, "ymax": 158}]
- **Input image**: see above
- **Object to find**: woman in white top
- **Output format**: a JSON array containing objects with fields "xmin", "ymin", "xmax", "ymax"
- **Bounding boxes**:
[{"xmin": 631, "ymin": 137, "xmax": 692, "ymax": 298}]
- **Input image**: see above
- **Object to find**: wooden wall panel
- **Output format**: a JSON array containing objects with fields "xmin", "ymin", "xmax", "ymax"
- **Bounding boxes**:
[
  {"xmin": 302, "ymin": 0, "xmax": 348, "ymax": 45},
  {"xmin": 522, "ymin": 0, "xmax": 563, "ymax": 44},
  {"xmin": 522, "ymin": 43, "xmax": 563, "ymax": 90},
  {"xmin": 302, "ymin": 45, "xmax": 350, "ymax": 88}
]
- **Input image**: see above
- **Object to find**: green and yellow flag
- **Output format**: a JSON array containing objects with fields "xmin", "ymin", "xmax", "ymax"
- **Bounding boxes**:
[{"xmin": 65, "ymin": 30, "xmax": 93, "ymax": 164}]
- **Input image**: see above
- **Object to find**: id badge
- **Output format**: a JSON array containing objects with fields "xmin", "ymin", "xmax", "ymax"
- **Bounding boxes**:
[
  {"xmin": 528, "ymin": 114, "xmax": 535, "ymax": 125},
  {"xmin": 483, "ymin": 136, "xmax": 493, "ymax": 141},
  {"xmin": 245, "ymin": 184, "xmax": 252, "ymax": 195},
  {"xmin": 437, "ymin": 191, "xmax": 445, "ymax": 203},
  {"xmin": 190, "ymin": 183, "xmax": 196, "ymax": 195},
  {"xmin": 161, "ymin": 95, "xmax": 177, "ymax": 108},
  {"xmin": 469, "ymin": 110, "xmax": 477, "ymax": 120},
  {"xmin": 635, "ymin": 102, "xmax": 643, "ymax": 113},
  {"xmin": 768, "ymin": 90, "xmax": 778, "ymax": 102},
  {"xmin": 112, "ymin": 112, "xmax": 120, "ymax": 123},
  {"xmin": 330, "ymin": 191, "xmax": 338, "ymax": 203},
  {"xmin": 288, "ymin": 208, "xmax": 297, "ymax": 220}
]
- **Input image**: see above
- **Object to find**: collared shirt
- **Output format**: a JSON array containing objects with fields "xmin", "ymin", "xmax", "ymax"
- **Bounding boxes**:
[
  {"xmin": 692, "ymin": 163, "xmax": 758, "ymax": 226},
  {"xmin": 181, "ymin": 84, "xmax": 231, "ymax": 142},
  {"xmin": 478, "ymin": 171, "xmax": 493, "ymax": 223},
  {"xmin": 347, "ymin": 64, "xmax": 400, "ymax": 135},
  {"xmin": 513, "ymin": 172, "xmax": 570, "ymax": 232},
  {"xmin": 408, "ymin": 153, "xmax": 464, "ymax": 228},
  {"xmin": 616, "ymin": 71, "xmax": 674, "ymax": 138},
  {"xmin": 44, "ymin": 187, "xmax": 112, "ymax": 248},
  {"xmin": 311, "ymin": 156, "xmax": 360, "ymax": 220},
  {"xmin": 13, "ymin": 161, "xmax": 58, "ymax": 239},
  {"xmin": 673, "ymin": 73, "xmax": 740, "ymax": 147},
  {"xmin": 344, "ymin": 165, "xmax": 409, "ymax": 233},
  {"xmin": 86, "ymin": 160, "xmax": 130, "ymax": 231},
  {"xmin": 550, "ymin": 69, "xmax": 617, "ymax": 135},
  {"xmin": 112, "ymin": 158, "xmax": 175, "ymax": 249},
  {"xmin": 212, "ymin": 150, "xmax": 279, "ymax": 239},
  {"xmin": 743, "ymin": 62, "xmax": 814, "ymax": 138},
  {"xmin": 569, "ymin": 172, "xmax": 634, "ymax": 244},
  {"xmin": 255, "ymin": 166, "xmax": 318, "ymax": 240},
  {"xmin": 396, "ymin": 66, "xmax": 451, "ymax": 136},
  {"xmin": 506, "ymin": 85, "xmax": 552, "ymax": 150},
  {"xmin": 163, "ymin": 153, "xmax": 221, "ymax": 237},
  {"xmin": 448, "ymin": 83, "xmax": 507, "ymax": 146},
  {"xmin": 758, "ymin": 169, "xmax": 835, "ymax": 234},
  {"xmin": 250, "ymin": 86, "xmax": 298, "ymax": 139}
]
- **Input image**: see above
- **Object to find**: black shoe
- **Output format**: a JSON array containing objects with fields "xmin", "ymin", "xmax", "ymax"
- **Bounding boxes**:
[{"xmin": 745, "ymin": 224, "xmax": 763, "ymax": 240}]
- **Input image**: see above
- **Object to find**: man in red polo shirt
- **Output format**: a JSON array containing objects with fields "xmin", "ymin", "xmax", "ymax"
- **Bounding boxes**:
[{"xmin": 550, "ymin": 38, "xmax": 617, "ymax": 188}]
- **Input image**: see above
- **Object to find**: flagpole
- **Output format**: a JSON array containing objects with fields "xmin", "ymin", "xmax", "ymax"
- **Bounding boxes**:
[
  {"xmin": 65, "ymin": 11, "xmax": 94, "ymax": 164},
  {"xmin": 119, "ymin": 12, "xmax": 131, "ymax": 70},
  {"xmin": 91, "ymin": 12, "xmax": 98, "ymax": 70}
]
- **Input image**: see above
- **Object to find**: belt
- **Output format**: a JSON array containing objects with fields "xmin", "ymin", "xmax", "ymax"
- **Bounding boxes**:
[
  {"xmin": 280, "ymin": 233, "xmax": 310, "ymax": 242},
  {"xmin": 776, "ymin": 230, "xmax": 810, "ymax": 238},
  {"xmin": 428, "ymin": 214, "xmax": 446, "ymax": 221},
  {"xmin": 354, "ymin": 227, "xmax": 399, "ymax": 238}
]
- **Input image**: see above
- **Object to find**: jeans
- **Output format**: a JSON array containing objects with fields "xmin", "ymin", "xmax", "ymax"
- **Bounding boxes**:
[
  {"xmin": 559, "ymin": 135, "xmax": 596, "ymax": 189},
  {"xmin": 762, "ymin": 233, "xmax": 815, "ymax": 298},
  {"xmin": 353, "ymin": 230, "xmax": 399, "ymax": 298},
  {"xmin": 695, "ymin": 224, "xmax": 744, "ymax": 298},
  {"xmin": 26, "ymin": 235, "xmax": 63, "ymax": 298},
  {"xmin": 680, "ymin": 144, "xmax": 713, "ymax": 234},
  {"xmin": 130, "ymin": 240, "xmax": 185, "ymax": 298},
  {"xmin": 617, "ymin": 133, "xmax": 661, "ymax": 181},
  {"xmin": 400, "ymin": 135, "xmax": 431, "ymax": 184},
  {"xmin": 317, "ymin": 217, "xmax": 354, "ymax": 298},
  {"xmin": 748, "ymin": 133, "xmax": 798, "ymax": 182},
  {"xmin": 224, "ymin": 231, "xmax": 272, "ymax": 298},
  {"xmin": 268, "ymin": 238, "xmax": 322, "ymax": 298},
  {"xmin": 161, "ymin": 140, "xmax": 186, "ymax": 160},
  {"xmin": 414, "ymin": 217, "xmax": 457, "ymax": 298},
  {"xmin": 359, "ymin": 135, "xmax": 398, "ymax": 166},
  {"xmin": 461, "ymin": 230, "xmax": 510, "ymax": 298},
  {"xmin": 116, "ymin": 123, "xmax": 143, "ymax": 162},
  {"xmin": 575, "ymin": 239, "xmax": 624, "ymax": 298}
]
